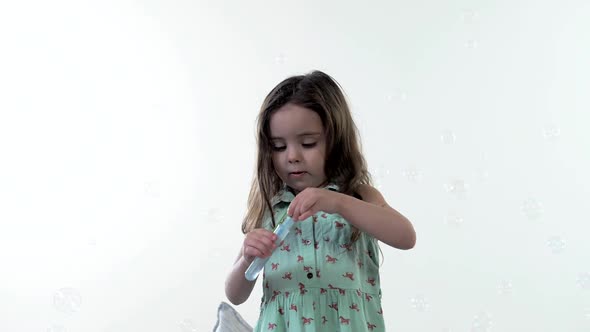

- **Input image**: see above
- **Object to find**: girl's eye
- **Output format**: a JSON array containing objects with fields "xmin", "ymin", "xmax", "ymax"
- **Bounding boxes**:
[
  {"xmin": 272, "ymin": 146, "xmax": 286, "ymax": 151},
  {"xmin": 302, "ymin": 142, "xmax": 317, "ymax": 148}
]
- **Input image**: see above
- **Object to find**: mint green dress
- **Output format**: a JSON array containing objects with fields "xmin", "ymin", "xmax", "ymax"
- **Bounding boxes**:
[{"xmin": 253, "ymin": 183, "xmax": 385, "ymax": 331}]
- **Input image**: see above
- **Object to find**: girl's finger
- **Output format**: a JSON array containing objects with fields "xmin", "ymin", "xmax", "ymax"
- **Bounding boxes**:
[
  {"xmin": 299, "ymin": 211, "xmax": 312, "ymax": 222},
  {"xmin": 245, "ymin": 245, "xmax": 270, "ymax": 258},
  {"xmin": 297, "ymin": 200, "xmax": 310, "ymax": 221},
  {"xmin": 301, "ymin": 200, "xmax": 315, "ymax": 218},
  {"xmin": 249, "ymin": 231, "xmax": 276, "ymax": 247},
  {"xmin": 295, "ymin": 199, "xmax": 305, "ymax": 221},
  {"xmin": 245, "ymin": 238, "xmax": 273, "ymax": 255},
  {"xmin": 288, "ymin": 199, "xmax": 298, "ymax": 217},
  {"xmin": 243, "ymin": 247, "xmax": 264, "ymax": 259}
]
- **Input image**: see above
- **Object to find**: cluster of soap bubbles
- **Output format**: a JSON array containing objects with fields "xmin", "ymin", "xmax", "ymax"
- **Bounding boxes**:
[{"xmin": 410, "ymin": 295, "xmax": 430, "ymax": 312}]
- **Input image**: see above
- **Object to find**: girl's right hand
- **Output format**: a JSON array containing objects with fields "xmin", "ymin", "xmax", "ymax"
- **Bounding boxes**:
[{"xmin": 242, "ymin": 229, "xmax": 277, "ymax": 264}]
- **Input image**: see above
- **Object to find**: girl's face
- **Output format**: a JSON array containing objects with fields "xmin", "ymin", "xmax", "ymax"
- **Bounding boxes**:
[{"xmin": 269, "ymin": 103, "xmax": 328, "ymax": 194}]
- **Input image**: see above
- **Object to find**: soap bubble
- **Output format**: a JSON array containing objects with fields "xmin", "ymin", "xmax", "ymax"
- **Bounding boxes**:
[
  {"xmin": 444, "ymin": 179, "xmax": 468, "ymax": 199},
  {"xmin": 546, "ymin": 236, "xmax": 565, "ymax": 254},
  {"xmin": 410, "ymin": 295, "xmax": 429, "ymax": 312},
  {"xmin": 577, "ymin": 272, "xmax": 590, "ymax": 289},
  {"xmin": 445, "ymin": 212, "xmax": 464, "ymax": 227},
  {"xmin": 466, "ymin": 39, "xmax": 479, "ymax": 49},
  {"xmin": 200, "ymin": 208, "xmax": 225, "ymax": 224},
  {"xmin": 543, "ymin": 124, "xmax": 561, "ymax": 140},
  {"xmin": 47, "ymin": 325, "xmax": 67, "ymax": 332},
  {"xmin": 53, "ymin": 287, "xmax": 82, "ymax": 314},
  {"xmin": 441, "ymin": 130, "xmax": 456, "ymax": 144},
  {"xmin": 521, "ymin": 199, "xmax": 543, "ymax": 220},
  {"xmin": 462, "ymin": 10, "xmax": 479, "ymax": 23},
  {"xmin": 274, "ymin": 53, "xmax": 287, "ymax": 64},
  {"xmin": 179, "ymin": 319, "xmax": 198, "ymax": 332},
  {"xmin": 402, "ymin": 166, "xmax": 422, "ymax": 183},
  {"xmin": 471, "ymin": 312, "xmax": 492, "ymax": 332},
  {"xmin": 497, "ymin": 280, "xmax": 513, "ymax": 295}
]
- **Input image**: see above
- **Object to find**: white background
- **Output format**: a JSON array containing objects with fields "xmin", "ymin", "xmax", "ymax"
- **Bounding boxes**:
[{"xmin": 1, "ymin": 0, "xmax": 589, "ymax": 331}]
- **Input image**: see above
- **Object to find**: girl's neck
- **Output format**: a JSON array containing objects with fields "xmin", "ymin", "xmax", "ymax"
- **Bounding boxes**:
[{"xmin": 286, "ymin": 179, "xmax": 332, "ymax": 195}]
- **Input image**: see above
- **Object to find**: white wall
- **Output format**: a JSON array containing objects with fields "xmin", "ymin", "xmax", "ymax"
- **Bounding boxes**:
[{"xmin": 1, "ymin": 0, "xmax": 589, "ymax": 331}]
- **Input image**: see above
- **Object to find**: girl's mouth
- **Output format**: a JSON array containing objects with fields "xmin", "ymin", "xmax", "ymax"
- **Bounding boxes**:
[{"xmin": 290, "ymin": 171, "xmax": 306, "ymax": 177}]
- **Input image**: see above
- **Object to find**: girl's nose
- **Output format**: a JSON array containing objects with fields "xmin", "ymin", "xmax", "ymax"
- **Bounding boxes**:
[{"xmin": 287, "ymin": 147, "xmax": 301, "ymax": 163}]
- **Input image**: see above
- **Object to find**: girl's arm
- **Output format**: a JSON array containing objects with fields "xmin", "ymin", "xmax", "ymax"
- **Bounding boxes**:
[
  {"xmin": 337, "ymin": 184, "xmax": 416, "ymax": 250},
  {"xmin": 225, "ymin": 227, "xmax": 276, "ymax": 305},
  {"xmin": 224, "ymin": 248, "xmax": 258, "ymax": 305}
]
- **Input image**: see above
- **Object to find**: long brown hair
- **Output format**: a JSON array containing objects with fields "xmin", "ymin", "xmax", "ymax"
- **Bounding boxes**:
[{"xmin": 242, "ymin": 70, "xmax": 373, "ymax": 243}]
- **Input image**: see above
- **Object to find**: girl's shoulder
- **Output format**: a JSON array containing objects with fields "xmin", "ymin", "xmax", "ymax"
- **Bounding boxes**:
[{"xmin": 354, "ymin": 184, "xmax": 390, "ymax": 208}]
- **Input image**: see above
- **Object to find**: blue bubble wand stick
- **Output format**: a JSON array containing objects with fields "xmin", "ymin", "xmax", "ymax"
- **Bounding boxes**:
[{"xmin": 244, "ymin": 209, "xmax": 295, "ymax": 281}]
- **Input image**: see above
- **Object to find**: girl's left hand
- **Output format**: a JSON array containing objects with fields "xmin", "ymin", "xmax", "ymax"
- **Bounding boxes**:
[{"xmin": 288, "ymin": 187, "xmax": 343, "ymax": 221}]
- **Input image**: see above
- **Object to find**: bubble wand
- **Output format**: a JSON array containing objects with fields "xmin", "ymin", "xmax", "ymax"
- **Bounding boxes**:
[{"xmin": 244, "ymin": 210, "xmax": 295, "ymax": 281}]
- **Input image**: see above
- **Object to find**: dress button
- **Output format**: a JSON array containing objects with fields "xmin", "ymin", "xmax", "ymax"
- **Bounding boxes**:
[{"xmin": 307, "ymin": 272, "xmax": 313, "ymax": 279}]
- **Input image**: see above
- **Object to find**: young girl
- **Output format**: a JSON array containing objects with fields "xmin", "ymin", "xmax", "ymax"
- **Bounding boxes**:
[{"xmin": 225, "ymin": 70, "xmax": 416, "ymax": 331}]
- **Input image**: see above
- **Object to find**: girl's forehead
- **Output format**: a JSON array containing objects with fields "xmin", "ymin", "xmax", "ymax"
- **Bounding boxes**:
[{"xmin": 269, "ymin": 105, "xmax": 323, "ymax": 138}]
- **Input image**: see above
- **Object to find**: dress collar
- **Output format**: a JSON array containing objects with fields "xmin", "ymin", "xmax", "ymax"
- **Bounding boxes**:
[{"xmin": 270, "ymin": 182, "xmax": 340, "ymax": 207}]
